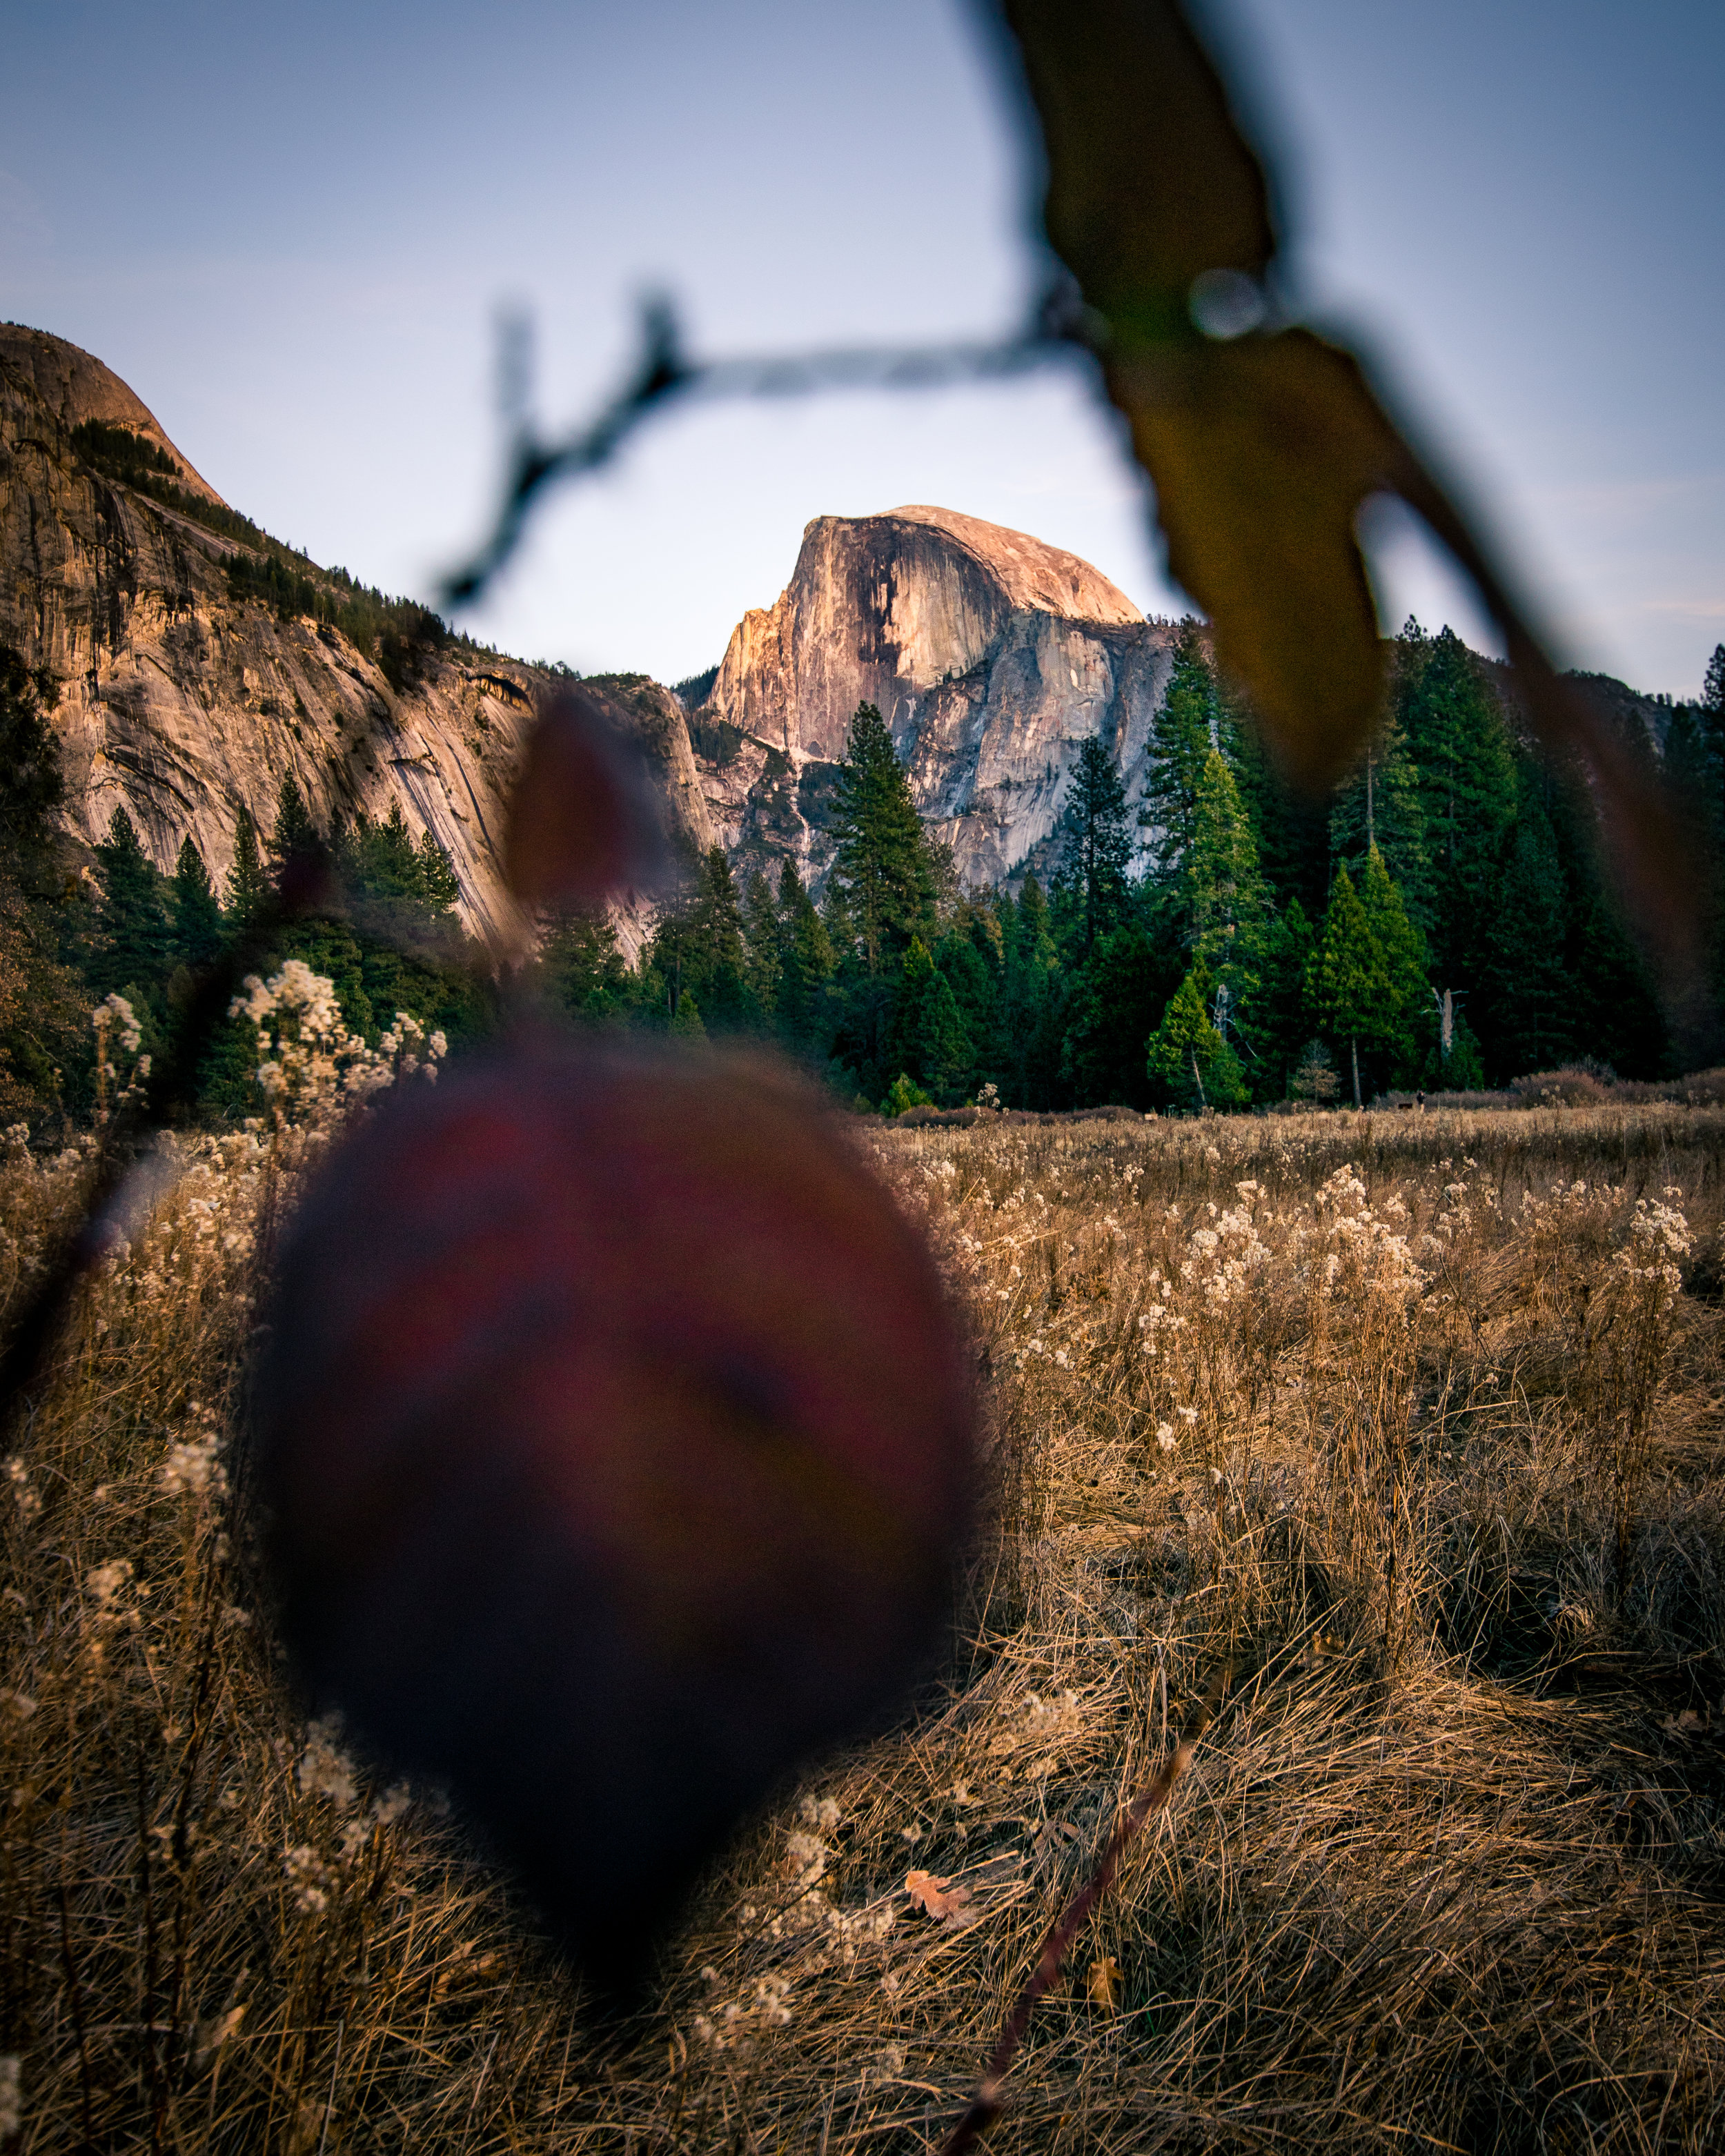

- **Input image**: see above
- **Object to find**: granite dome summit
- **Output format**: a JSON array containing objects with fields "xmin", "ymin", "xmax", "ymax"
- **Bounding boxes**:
[{"xmin": 698, "ymin": 504, "xmax": 1179, "ymax": 891}]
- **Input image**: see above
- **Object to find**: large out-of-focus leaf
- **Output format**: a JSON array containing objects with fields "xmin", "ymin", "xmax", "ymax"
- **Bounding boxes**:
[
  {"xmin": 994, "ymin": 0, "xmax": 1708, "ymax": 1026},
  {"xmin": 1005, "ymin": 0, "xmax": 1276, "ymax": 328},
  {"xmin": 1109, "ymin": 328, "xmax": 1408, "ymax": 788},
  {"xmin": 259, "ymin": 1036, "xmax": 976, "ymax": 1988},
  {"xmin": 504, "ymin": 684, "xmax": 671, "ymax": 916},
  {"xmin": 998, "ymin": 0, "xmax": 1397, "ymax": 782}
]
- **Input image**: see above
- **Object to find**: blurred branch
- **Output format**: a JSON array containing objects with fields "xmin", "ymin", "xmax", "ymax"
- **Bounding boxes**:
[{"xmin": 440, "ymin": 286, "xmax": 1094, "ymax": 611}]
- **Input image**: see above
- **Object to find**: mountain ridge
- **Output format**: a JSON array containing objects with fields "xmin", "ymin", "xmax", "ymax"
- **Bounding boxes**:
[{"xmin": 1, "ymin": 327, "xmax": 1689, "ymax": 949}]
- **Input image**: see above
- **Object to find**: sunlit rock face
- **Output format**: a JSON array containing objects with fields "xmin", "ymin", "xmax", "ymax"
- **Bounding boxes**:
[
  {"xmin": 1, "ymin": 325, "xmax": 1181, "ymax": 930},
  {"xmin": 700, "ymin": 505, "xmax": 1181, "ymax": 891},
  {"xmin": 0, "ymin": 330, "xmax": 709, "ymax": 947}
]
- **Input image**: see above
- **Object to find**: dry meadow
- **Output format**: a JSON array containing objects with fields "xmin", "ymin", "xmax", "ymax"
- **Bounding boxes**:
[{"xmin": 4, "ymin": 1095, "xmax": 1725, "ymax": 2153}]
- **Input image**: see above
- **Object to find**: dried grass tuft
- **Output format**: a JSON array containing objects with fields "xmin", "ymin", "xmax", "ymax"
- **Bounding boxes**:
[{"xmin": 3, "ymin": 1102, "xmax": 1725, "ymax": 2150}]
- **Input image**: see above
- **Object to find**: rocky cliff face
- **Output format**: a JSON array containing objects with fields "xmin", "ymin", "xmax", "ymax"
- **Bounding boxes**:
[
  {"xmin": 2, "ymin": 328, "xmax": 1181, "ymax": 933},
  {"xmin": 698, "ymin": 506, "xmax": 1181, "ymax": 890},
  {"xmin": 0, "ymin": 329, "xmax": 710, "ymax": 948}
]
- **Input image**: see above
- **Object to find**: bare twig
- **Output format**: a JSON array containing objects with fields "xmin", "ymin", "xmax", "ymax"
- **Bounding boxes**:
[
  {"xmin": 438, "ymin": 288, "xmax": 1091, "ymax": 611},
  {"xmin": 938, "ymin": 1659, "xmax": 1234, "ymax": 2155}
]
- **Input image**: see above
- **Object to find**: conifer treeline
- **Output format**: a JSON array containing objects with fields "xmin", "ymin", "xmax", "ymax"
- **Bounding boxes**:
[
  {"xmin": 1, "ymin": 622, "xmax": 1719, "ymax": 1126},
  {"xmin": 549, "ymin": 622, "xmax": 1721, "ymax": 1110}
]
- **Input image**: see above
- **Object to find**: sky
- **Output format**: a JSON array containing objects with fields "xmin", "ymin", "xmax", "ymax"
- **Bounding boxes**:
[{"xmin": 3, "ymin": 0, "xmax": 1721, "ymax": 700}]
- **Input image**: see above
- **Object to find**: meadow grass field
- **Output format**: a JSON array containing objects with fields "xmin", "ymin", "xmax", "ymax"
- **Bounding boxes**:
[{"xmin": 3, "ymin": 1096, "xmax": 1725, "ymax": 2153}]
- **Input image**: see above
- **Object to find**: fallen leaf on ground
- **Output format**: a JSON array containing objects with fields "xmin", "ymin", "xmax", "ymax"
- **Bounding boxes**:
[
  {"xmin": 906, "ymin": 1870, "xmax": 975, "ymax": 1923},
  {"xmin": 1087, "ymin": 1956, "xmax": 1122, "ymax": 2010}
]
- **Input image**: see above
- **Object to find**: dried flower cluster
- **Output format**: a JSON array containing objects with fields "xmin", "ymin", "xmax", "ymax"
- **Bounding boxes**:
[{"xmin": 230, "ymin": 959, "xmax": 446, "ymax": 1127}]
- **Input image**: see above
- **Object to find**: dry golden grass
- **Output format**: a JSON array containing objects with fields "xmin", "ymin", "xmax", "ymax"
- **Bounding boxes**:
[{"xmin": 4, "ymin": 1099, "xmax": 1725, "ymax": 2152}]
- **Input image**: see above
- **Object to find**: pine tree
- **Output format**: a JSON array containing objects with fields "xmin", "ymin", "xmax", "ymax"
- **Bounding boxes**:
[
  {"xmin": 646, "ymin": 847, "xmax": 754, "ymax": 1034},
  {"xmin": 1060, "ymin": 922, "xmax": 1169, "ymax": 1109},
  {"xmin": 1307, "ymin": 863, "xmax": 1392, "ymax": 1107},
  {"xmin": 170, "ymin": 836, "xmax": 225, "ymax": 969},
  {"xmin": 996, "ymin": 876, "xmax": 1060, "ymax": 1107},
  {"xmin": 1290, "ymin": 1038, "xmax": 1341, "ymax": 1104},
  {"xmin": 1185, "ymin": 749, "xmax": 1268, "ymax": 1030},
  {"xmin": 1241, "ymin": 898, "xmax": 1316, "ymax": 1100},
  {"xmin": 223, "ymin": 808, "xmax": 269, "ymax": 928},
  {"xmin": 0, "ymin": 648, "xmax": 86, "ymax": 1120},
  {"xmin": 1356, "ymin": 844, "xmax": 1427, "ymax": 1072},
  {"xmin": 1328, "ymin": 713, "xmax": 1430, "ymax": 926},
  {"xmin": 266, "ymin": 773, "xmax": 319, "ymax": 891},
  {"xmin": 1141, "ymin": 624, "xmax": 1216, "ymax": 893},
  {"xmin": 415, "ymin": 827, "xmax": 462, "ymax": 915},
  {"xmin": 830, "ymin": 703, "xmax": 934, "ymax": 974},
  {"xmin": 687, "ymin": 847, "xmax": 753, "ymax": 1029},
  {"xmin": 1219, "ymin": 684, "xmax": 1331, "ymax": 916},
  {"xmin": 1145, "ymin": 964, "xmax": 1248, "ymax": 1110},
  {"xmin": 934, "ymin": 909, "xmax": 1000, "ymax": 1074},
  {"xmin": 0, "ymin": 644, "xmax": 66, "ymax": 891},
  {"xmin": 887, "ymin": 937, "xmax": 971, "ymax": 1102},
  {"xmin": 741, "ymin": 870, "xmax": 782, "ymax": 1020},
  {"xmin": 1539, "ymin": 759, "xmax": 1671, "ymax": 1080},
  {"xmin": 773, "ymin": 858, "xmax": 836, "ymax": 1049},
  {"xmin": 1470, "ymin": 787, "xmax": 1571, "ymax": 1077},
  {"xmin": 92, "ymin": 805, "xmax": 172, "ymax": 996},
  {"xmin": 542, "ymin": 906, "xmax": 631, "ymax": 1022},
  {"xmin": 1053, "ymin": 734, "xmax": 1134, "ymax": 953},
  {"xmin": 1666, "ymin": 643, "xmax": 1725, "ymax": 1018},
  {"xmin": 1394, "ymin": 621, "xmax": 1517, "ymax": 976},
  {"xmin": 349, "ymin": 802, "xmax": 422, "ymax": 902}
]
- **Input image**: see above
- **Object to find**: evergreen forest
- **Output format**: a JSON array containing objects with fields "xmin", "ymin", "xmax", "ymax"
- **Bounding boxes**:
[
  {"xmin": 2, "ymin": 620, "xmax": 1722, "ymax": 1129},
  {"xmin": 551, "ymin": 624, "xmax": 1725, "ymax": 1114}
]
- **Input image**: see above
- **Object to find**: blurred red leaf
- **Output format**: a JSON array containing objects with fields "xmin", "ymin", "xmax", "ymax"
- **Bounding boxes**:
[
  {"xmin": 259, "ymin": 1036, "xmax": 976, "ymax": 1986},
  {"xmin": 503, "ymin": 684, "xmax": 669, "ymax": 914}
]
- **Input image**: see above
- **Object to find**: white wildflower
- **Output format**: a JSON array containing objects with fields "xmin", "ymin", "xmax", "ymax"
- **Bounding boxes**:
[
  {"xmin": 86, "ymin": 1559, "xmax": 133, "ymax": 1610},
  {"xmin": 296, "ymin": 1719, "xmax": 358, "ymax": 1808},
  {"xmin": 284, "ymin": 1843, "xmax": 330, "ymax": 1915}
]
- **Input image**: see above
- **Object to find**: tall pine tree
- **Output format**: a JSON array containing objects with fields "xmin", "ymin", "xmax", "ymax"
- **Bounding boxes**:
[
  {"xmin": 224, "ymin": 808, "xmax": 268, "ymax": 929},
  {"xmin": 740, "ymin": 869, "xmax": 782, "ymax": 1020},
  {"xmin": 1394, "ymin": 622, "xmax": 1517, "ymax": 977},
  {"xmin": 170, "ymin": 836, "xmax": 225, "ymax": 969},
  {"xmin": 773, "ymin": 858, "xmax": 836, "ymax": 1051},
  {"xmin": 1141, "ymin": 623, "xmax": 1216, "ymax": 894},
  {"xmin": 265, "ymin": 773, "xmax": 319, "ymax": 890},
  {"xmin": 1052, "ymin": 734, "xmax": 1134, "ymax": 955},
  {"xmin": 0, "ymin": 647, "xmax": 86, "ymax": 1121},
  {"xmin": 1242, "ymin": 898, "xmax": 1316, "ymax": 1101},
  {"xmin": 1329, "ymin": 713, "xmax": 1430, "ymax": 926},
  {"xmin": 1185, "ymin": 749, "xmax": 1268, "ymax": 1034},
  {"xmin": 1475, "ymin": 784, "xmax": 1573, "ymax": 1078},
  {"xmin": 1357, "ymin": 844, "xmax": 1428, "ymax": 1074},
  {"xmin": 92, "ymin": 806, "xmax": 172, "ymax": 997},
  {"xmin": 829, "ymin": 704, "xmax": 934, "ymax": 976},
  {"xmin": 1146, "ymin": 963, "xmax": 1248, "ymax": 1111},
  {"xmin": 887, "ymin": 936, "xmax": 972, "ymax": 1102},
  {"xmin": 1308, "ymin": 864, "xmax": 1392, "ymax": 1107}
]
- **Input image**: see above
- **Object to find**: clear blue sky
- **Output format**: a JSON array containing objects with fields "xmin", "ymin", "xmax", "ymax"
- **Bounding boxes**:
[{"xmin": 4, "ymin": 1, "xmax": 1720, "ymax": 700}]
